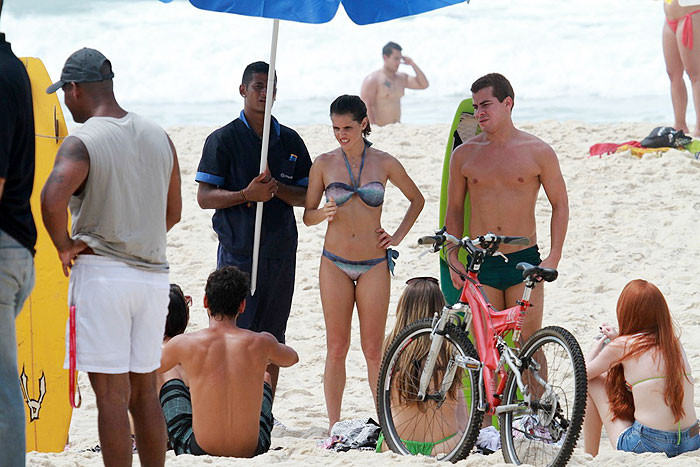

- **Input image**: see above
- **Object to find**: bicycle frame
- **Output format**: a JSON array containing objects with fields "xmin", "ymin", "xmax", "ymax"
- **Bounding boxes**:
[
  {"xmin": 458, "ymin": 270, "xmax": 534, "ymax": 414},
  {"xmin": 416, "ymin": 233, "xmax": 540, "ymax": 416}
]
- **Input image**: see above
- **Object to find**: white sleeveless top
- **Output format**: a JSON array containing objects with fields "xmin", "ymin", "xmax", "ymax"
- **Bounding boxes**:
[{"xmin": 69, "ymin": 113, "xmax": 173, "ymax": 271}]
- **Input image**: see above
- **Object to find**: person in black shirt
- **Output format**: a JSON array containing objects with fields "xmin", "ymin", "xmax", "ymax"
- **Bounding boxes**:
[
  {"xmin": 0, "ymin": 2, "xmax": 37, "ymax": 465},
  {"xmin": 196, "ymin": 61, "xmax": 311, "ymax": 397}
]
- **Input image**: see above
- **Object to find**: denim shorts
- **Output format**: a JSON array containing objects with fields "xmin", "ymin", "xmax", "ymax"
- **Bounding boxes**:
[{"xmin": 617, "ymin": 420, "xmax": 700, "ymax": 457}]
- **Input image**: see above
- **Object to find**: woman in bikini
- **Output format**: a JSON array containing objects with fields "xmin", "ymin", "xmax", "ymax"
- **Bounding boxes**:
[
  {"xmin": 584, "ymin": 279, "xmax": 700, "ymax": 457},
  {"xmin": 375, "ymin": 277, "xmax": 468, "ymax": 457},
  {"xmin": 304, "ymin": 95, "xmax": 424, "ymax": 430},
  {"xmin": 664, "ymin": 0, "xmax": 700, "ymax": 135}
]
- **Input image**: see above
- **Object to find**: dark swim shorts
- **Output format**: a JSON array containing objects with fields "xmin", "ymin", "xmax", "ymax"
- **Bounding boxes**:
[
  {"xmin": 476, "ymin": 245, "xmax": 541, "ymax": 291},
  {"xmin": 159, "ymin": 378, "xmax": 274, "ymax": 456}
]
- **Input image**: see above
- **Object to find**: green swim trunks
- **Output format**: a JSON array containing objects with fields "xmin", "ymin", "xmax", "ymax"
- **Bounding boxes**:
[
  {"xmin": 477, "ymin": 245, "xmax": 541, "ymax": 291},
  {"xmin": 159, "ymin": 378, "xmax": 274, "ymax": 456},
  {"xmin": 440, "ymin": 245, "xmax": 542, "ymax": 303}
]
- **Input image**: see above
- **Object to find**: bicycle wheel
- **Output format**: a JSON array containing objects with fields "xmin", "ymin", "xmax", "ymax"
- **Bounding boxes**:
[
  {"xmin": 499, "ymin": 326, "xmax": 587, "ymax": 466},
  {"xmin": 377, "ymin": 318, "xmax": 483, "ymax": 462}
]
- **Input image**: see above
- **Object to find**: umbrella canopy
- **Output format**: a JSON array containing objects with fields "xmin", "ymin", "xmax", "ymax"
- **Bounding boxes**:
[
  {"xmin": 158, "ymin": 0, "xmax": 469, "ymax": 293},
  {"xmin": 181, "ymin": 0, "xmax": 467, "ymax": 24}
]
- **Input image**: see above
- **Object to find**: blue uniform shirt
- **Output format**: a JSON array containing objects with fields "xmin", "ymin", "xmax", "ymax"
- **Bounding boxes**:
[{"xmin": 196, "ymin": 111, "xmax": 311, "ymax": 259}]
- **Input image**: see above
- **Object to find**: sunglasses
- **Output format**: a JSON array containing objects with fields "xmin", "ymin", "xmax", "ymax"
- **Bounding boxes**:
[
  {"xmin": 185, "ymin": 295, "xmax": 193, "ymax": 307},
  {"xmin": 406, "ymin": 276, "xmax": 439, "ymax": 286}
]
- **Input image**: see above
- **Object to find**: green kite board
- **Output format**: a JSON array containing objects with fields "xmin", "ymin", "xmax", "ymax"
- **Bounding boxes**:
[{"xmin": 438, "ymin": 99, "xmax": 480, "ymax": 305}]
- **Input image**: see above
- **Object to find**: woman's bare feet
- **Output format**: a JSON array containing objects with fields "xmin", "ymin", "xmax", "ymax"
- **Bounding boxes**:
[{"xmin": 674, "ymin": 123, "xmax": 690, "ymax": 134}]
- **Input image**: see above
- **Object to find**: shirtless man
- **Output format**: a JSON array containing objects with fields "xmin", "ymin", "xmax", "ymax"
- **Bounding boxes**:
[
  {"xmin": 158, "ymin": 266, "xmax": 298, "ymax": 457},
  {"xmin": 445, "ymin": 73, "xmax": 568, "ymax": 342},
  {"xmin": 360, "ymin": 42, "xmax": 428, "ymax": 126}
]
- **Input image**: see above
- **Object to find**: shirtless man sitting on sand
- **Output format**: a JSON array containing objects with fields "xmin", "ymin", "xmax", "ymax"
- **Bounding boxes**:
[
  {"xmin": 360, "ymin": 41, "xmax": 429, "ymax": 126},
  {"xmin": 445, "ymin": 73, "xmax": 569, "ymax": 342},
  {"xmin": 158, "ymin": 266, "xmax": 299, "ymax": 457}
]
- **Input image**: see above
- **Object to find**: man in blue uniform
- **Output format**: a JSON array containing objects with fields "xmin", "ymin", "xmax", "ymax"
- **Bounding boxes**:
[{"xmin": 196, "ymin": 62, "xmax": 311, "ymax": 397}]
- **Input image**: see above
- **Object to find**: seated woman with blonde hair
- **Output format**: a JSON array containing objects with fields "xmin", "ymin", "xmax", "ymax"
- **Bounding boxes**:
[
  {"xmin": 376, "ymin": 277, "xmax": 468, "ymax": 457},
  {"xmin": 584, "ymin": 279, "xmax": 700, "ymax": 457}
]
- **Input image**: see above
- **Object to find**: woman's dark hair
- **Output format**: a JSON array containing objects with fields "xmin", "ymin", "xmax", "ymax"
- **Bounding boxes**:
[
  {"xmin": 330, "ymin": 94, "xmax": 371, "ymax": 136},
  {"xmin": 165, "ymin": 284, "xmax": 189, "ymax": 338}
]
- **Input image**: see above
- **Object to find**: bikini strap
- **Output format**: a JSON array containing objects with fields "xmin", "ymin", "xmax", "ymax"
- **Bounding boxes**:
[{"xmin": 340, "ymin": 142, "xmax": 368, "ymax": 189}]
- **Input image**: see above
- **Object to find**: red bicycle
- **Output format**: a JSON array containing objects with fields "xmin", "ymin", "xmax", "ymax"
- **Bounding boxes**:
[{"xmin": 377, "ymin": 229, "xmax": 586, "ymax": 465}]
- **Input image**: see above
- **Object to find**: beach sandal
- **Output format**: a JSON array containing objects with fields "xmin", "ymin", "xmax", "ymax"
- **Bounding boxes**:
[{"xmin": 82, "ymin": 435, "xmax": 137, "ymax": 454}]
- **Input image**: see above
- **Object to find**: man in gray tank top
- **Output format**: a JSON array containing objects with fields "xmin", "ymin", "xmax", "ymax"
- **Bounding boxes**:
[{"xmin": 41, "ymin": 48, "xmax": 182, "ymax": 467}]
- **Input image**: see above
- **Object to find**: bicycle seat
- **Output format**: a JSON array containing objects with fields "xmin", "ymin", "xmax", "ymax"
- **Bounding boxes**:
[{"xmin": 516, "ymin": 262, "xmax": 558, "ymax": 282}]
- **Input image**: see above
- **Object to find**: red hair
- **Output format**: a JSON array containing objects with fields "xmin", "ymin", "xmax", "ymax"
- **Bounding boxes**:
[{"xmin": 605, "ymin": 280, "xmax": 686, "ymax": 422}]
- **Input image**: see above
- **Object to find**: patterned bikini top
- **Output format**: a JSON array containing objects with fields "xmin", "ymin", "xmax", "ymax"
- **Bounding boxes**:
[{"xmin": 325, "ymin": 142, "xmax": 385, "ymax": 207}]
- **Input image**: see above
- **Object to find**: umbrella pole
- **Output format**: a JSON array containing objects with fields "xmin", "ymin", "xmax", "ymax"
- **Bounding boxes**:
[{"xmin": 250, "ymin": 18, "xmax": 279, "ymax": 295}]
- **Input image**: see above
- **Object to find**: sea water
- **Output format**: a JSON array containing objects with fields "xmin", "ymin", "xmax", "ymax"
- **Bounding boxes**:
[{"xmin": 2, "ymin": 0, "xmax": 677, "ymax": 127}]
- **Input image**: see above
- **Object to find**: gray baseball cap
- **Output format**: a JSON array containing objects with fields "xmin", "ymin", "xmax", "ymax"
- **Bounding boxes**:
[{"xmin": 46, "ymin": 48, "xmax": 115, "ymax": 94}]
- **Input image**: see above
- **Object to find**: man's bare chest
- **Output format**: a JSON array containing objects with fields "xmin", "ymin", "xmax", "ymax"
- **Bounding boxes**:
[
  {"xmin": 463, "ymin": 156, "xmax": 540, "ymax": 191},
  {"xmin": 378, "ymin": 76, "xmax": 404, "ymax": 99}
]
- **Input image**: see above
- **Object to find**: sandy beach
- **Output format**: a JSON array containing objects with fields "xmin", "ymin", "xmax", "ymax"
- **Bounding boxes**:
[{"xmin": 26, "ymin": 120, "xmax": 700, "ymax": 466}]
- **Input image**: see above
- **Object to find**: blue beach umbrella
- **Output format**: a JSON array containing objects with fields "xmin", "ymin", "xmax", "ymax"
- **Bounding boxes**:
[{"xmin": 159, "ymin": 0, "xmax": 470, "ymax": 293}]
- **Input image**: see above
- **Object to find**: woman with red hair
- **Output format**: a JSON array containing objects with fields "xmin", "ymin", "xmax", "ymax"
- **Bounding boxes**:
[{"xmin": 584, "ymin": 279, "xmax": 699, "ymax": 457}]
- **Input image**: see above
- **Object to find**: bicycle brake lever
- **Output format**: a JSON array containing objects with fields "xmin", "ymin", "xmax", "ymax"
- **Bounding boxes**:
[
  {"xmin": 494, "ymin": 251, "xmax": 508, "ymax": 263},
  {"xmin": 418, "ymin": 249, "xmax": 432, "ymax": 259}
]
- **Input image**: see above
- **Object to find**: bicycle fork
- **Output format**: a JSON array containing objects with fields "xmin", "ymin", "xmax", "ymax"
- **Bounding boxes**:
[{"xmin": 417, "ymin": 303, "xmax": 475, "ymax": 401}]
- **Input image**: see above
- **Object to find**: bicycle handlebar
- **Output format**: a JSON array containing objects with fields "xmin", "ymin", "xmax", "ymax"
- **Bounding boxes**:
[
  {"xmin": 418, "ymin": 232, "xmax": 529, "ymax": 251},
  {"xmin": 417, "ymin": 235, "xmax": 445, "ymax": 245}
]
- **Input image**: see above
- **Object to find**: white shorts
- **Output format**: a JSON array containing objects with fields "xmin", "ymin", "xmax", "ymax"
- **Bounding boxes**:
[{"xmin": 64, "ymin": 255, "xmax": 169, "ymax": 374}]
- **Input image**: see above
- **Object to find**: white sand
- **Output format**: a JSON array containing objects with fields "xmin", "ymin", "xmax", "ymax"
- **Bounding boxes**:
[{"xmin": 27, "ymin": 121, "xmax": 700, "ymax": 466}]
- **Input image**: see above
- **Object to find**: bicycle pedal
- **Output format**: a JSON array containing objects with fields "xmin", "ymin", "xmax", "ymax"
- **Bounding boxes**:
[{"xmin": 455, "ymin": 355, "xmax": 481, "ymax": 369}]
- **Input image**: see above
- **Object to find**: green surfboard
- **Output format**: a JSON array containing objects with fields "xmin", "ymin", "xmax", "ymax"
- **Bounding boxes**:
[{"xmin": 438, "ymin": 99, "xmax": 480, "ymax": 305}]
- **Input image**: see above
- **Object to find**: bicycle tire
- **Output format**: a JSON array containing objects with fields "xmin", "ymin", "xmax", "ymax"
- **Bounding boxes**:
[
  {"xmin": 377, "ymin": 318, "xmax": 483, "ymax": 462},
  {"xmin": 499, "ymin": 326, "xmax": 587, "ymax": 466}
]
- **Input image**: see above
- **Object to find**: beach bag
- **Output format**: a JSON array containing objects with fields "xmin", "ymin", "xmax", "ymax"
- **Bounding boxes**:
[{"xmin": 641, "ymin": 126, "xmax": 692, "ymax": 148}]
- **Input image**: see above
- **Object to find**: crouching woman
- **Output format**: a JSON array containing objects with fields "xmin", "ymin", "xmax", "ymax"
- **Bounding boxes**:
[{"xmin": 584, "ymin": 279, "xmax": 700, "ymax": 457}]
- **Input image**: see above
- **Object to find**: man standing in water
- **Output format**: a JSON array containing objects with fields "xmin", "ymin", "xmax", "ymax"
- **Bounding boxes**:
[
  {"xmin": 445, "ymin": 73, "xmax": 568, "ymax": 342},
  {"xmin": 42, "ymin": 48, "xmax": 181, "ymax": 466},
  {"xmin": 361, "ymin": 42, "xmax": 429, "ymax": 126},
  {"xmin": 196, "ymin": 61, "xmax": 311, "ymax": 397}
]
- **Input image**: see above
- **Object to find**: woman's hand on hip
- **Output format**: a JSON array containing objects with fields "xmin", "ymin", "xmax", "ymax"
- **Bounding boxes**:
[{"xmin": 376, "ymin": 228, "xmax": 396, "ymax": 249}]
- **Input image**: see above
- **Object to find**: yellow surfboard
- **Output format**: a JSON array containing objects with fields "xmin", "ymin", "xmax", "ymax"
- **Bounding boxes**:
[{"xmin": 16, "ymin": 57, "xmax": 72, "ymax": 453}]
